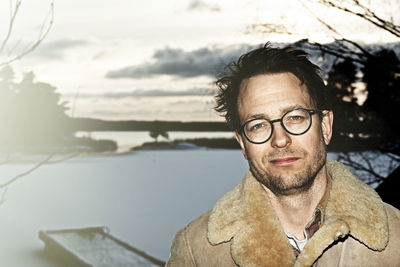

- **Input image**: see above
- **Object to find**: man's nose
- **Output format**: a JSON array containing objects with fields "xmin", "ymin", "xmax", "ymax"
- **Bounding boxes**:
[{"xmin": 270, "ymin": 122, "xmax": 291, "ymax": 148}]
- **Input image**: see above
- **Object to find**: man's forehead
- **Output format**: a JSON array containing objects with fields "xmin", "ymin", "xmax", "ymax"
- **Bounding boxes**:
[
  {"xmin": 239, "ymin": 72, "xmax": 303, "ymax": 89},
  {"xmin": 237, "ymin": 73, "xmax": 314, "ymax": 120},
  {"xmin": 238, "ymin": 73, "xmax": 311, "ymax": 101}
]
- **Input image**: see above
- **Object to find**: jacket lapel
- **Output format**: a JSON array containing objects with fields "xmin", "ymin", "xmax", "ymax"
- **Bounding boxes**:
[
  {"xmin": 296, "ymin": 160, "xmax": 389, "ymax": 266},
  {"xmin": 207, "ymin": 160, "xmax": 389, "ymax": 267},
  {"xmin": 324, "ymin": 160, "xmax": 388, "ymax": 250},
  {"xmin": 208, "ymin": 171, "xmax": 295, "ymax": 267}
]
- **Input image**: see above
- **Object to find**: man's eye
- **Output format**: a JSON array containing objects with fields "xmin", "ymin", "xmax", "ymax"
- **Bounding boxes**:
[
  {"xmin": 288, "ymin": 115, "xmax": 305, "ymax": 121},
  {"xmin": 250, "ymin": 122, "xmax": 265, "ymax": 131}
]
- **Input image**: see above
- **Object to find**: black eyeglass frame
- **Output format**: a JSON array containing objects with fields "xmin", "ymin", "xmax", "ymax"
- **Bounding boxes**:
[{"xmin": 240, "ymin": 108, "xmax": 320, "ymax": 144}]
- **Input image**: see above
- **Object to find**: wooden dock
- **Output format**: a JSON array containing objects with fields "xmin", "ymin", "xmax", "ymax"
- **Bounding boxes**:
[{"xmin": 39, "ymin": 227, "xmax": 165, "ymax": 267}]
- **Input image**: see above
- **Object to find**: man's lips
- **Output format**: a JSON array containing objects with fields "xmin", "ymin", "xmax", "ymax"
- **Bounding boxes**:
[{"xmin": 269, "ymin": 157, "xmax": 300, "ymax": 165}]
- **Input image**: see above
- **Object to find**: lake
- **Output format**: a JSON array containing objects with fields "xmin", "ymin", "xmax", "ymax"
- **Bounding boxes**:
[
  {"xmin": 0, "ymin": 148, "xmax": 395, "ymax": 266},
  {"xmin": 0, "ymin": 149, "xmax": 247, "ymax": 266},
  {"xmin": 75, "ymin": 131, "xmax": 236, "ymax": 152}
]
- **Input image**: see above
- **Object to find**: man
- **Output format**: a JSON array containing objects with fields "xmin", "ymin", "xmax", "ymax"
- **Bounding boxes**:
[{"xmin": 166, "ymin": 44, "xmax": 400, "ymax": 266}]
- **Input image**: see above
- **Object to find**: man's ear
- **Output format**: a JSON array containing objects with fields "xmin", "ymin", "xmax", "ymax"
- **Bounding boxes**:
[
  {"xmin": 321, "ymin": 110, "xmax": 334, "ymax": 145},
  {"xmin": 235, "ymin": 131, "xmax": 248, "ymax": 160}
]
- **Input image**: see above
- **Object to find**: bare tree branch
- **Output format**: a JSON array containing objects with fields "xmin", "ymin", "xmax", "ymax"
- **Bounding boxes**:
[
  {"xmin": 0, "ymin": 154, "xmax": 53, "ymax": 189},
  {"xmin": 295, "ymin": 0, "xmax": 375, "ymax": 62},
  {"xmin": 0, "ymin": 152, "xmax": 81, "ymax": 207},
  {"xmin": 0, "ymin": 152, "xmax": 80, "ymax": 189},
  {"xmin": 0, "ymin": 0, "xmax": 54, "ymax": 66},
  {"xmin": 297, "ymin": 0, "xmax": 343, "ymax": 38},
  {"xmin": 244, "ymin": 23, "xmax": 299, "ymax": 36},
  {"xmin": 295, "ymin": 39, "xmax": 367, "ymax": 64},
  {"xmin": 386, "ymin": 153, "xmax": 400, "ymax": 163},
  {"xmin": 71, "ymin": 86, "xmax": 81, "ymax": 118},
  {"xmin": 336, "ymin": 151, "xmax": 399, "ymax": 185},
  {"xmin": 0, "ymin": 0, "xmax": 21, "ymax": 55},
  {"xmin": 315, "ymin": 0, "xmax": 400, "ymax": 37},
  {"xmin": 47, "ymin": 152, "xmax": 80, "ymax": 164},
  {"xmin": 247, "ymin": 0, "xmax": 378, "ymax": 64},
  {"xmin": 0, "ymin": 187, "xmax": 9, "ymax": 205}
]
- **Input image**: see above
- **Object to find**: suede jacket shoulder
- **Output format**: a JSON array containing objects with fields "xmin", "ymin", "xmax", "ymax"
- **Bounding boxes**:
[{"xmin": 166, "ymin": 160, "xmax": 400, "ymax": 267}]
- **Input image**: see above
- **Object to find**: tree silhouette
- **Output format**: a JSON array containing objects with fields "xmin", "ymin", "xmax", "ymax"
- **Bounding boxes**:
[
  {"xmin": 0, "ymin": 0, "xmax": 59, "ymax": 149},
  {"xmin": 149, "ymin": 129, "xmax": 169, "ymax": 142},
  {"xmin": 0, "ymin": 66, "xmax": 71, "ymax": 149},
  {"xmin": 361, "ymin": 49, "xmax": 400, "ymax": 144}
]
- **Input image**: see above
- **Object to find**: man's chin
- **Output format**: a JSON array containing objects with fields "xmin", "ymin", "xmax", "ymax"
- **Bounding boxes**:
[
  {"xmin": 267, "ymin": 182, "xmax": 314, "ymax": 196},
  {"xmin": 257, "ymin": 173, "xmax": 316, "ymax": 196}
]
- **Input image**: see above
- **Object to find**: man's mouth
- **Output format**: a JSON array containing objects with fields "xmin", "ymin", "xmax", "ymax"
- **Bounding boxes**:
[{"xmin": 269, "ymin": 157, "xmax": 300, "ymax": 166}]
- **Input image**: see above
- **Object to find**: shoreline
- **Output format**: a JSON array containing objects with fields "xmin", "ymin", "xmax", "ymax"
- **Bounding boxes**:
[{"xmin": 1, "ymin": 135, "xmax": 386, "ymax": 163}]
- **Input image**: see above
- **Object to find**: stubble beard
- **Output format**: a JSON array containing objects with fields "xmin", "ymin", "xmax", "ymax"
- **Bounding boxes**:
[{"xmin": 248, "ymin": 141, "xmax": 327, "ymax": 196}]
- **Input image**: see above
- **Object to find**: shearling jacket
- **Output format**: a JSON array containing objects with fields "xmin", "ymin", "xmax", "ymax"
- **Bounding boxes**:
[{"xmin": 166, "ymin": 160, "xmax": 400, "ymax": 266}]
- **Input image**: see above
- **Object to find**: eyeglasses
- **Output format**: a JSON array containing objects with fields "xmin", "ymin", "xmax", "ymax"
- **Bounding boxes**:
[{"xmin": 241, "ymin": 108, "xmax": 319, "ymax": 144}]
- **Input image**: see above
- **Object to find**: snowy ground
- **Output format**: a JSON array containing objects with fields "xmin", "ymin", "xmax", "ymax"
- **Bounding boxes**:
[
  {"xmin": 0, "ymin": 149, "xmax": 248, "ymax": 266},
  {"xmin": 0, "ymin": 149, "xmax": 396, "ymax": 266}
]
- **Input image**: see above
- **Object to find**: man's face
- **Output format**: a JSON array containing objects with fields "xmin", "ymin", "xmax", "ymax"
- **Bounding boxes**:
[{"xmin": 235, "ymin": 72, "xmax": 333, "ymax": 196}]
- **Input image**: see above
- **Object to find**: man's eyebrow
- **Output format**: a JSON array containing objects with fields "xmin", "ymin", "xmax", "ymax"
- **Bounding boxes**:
[
  {"xmin": 246, "ymin": 113, "xmax": 266, "ymax": 120},
  {"xmin": 245, "ymin": 105, "xmax": 309, "ymax": 121},
  {"xmin": 280, "ymin": 104, "xmax": 308, "ymax": 114}
]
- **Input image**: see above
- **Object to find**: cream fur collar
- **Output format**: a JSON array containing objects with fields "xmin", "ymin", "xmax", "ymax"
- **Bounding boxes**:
[{"xmin": 207, "ymin": 160, "xmax": 389, "ymax": 267}]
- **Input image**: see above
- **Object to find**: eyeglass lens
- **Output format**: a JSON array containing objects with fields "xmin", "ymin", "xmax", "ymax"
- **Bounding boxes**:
[{"xmin": 243, "ymin": 109, "xmax": 313, "ymax": 143}]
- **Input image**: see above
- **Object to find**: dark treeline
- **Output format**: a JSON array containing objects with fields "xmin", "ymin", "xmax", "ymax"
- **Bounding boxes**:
[
  {"xmin": 68, "ymin": 117, "xmax": 381, "ymax": 152},
  {"xmin": 69, "ymin": 118, "xmax": 230, "ymax": 132}
]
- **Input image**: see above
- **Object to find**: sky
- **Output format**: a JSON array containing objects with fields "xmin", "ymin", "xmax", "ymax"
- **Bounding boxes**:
[{"xmin": 0, "ymin": 0, "xmax": 399, "ymax": 121}]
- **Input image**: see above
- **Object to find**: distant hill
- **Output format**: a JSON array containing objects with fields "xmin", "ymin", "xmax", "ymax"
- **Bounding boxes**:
[{"xmin": 68, "ymin": 117, "xmax": 230, "ymax": 132}]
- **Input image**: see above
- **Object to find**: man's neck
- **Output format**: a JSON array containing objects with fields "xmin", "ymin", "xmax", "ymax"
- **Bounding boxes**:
[{"xmin": 262, "ymin": 168, "xmax": 328, "ymax": 240}]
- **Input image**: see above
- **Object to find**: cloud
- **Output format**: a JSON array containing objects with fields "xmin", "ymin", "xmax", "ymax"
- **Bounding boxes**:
[
  {"xmin": 65, "ymin": 88, "xmax": 215, "ymax": 99},
  {"xmin": 186, "ymin": 0, "xmax": 221, "ymax": 12},
  {"xmin": 102, "ymin": 88, "xmax": 215, "ymax": 98},
  {"xmin": 32, "ymin": 38, "xmax": 89, "ymax": 59},
  {"xmin": 106, "ymin": 44, "xmax": 257, "ymax": 79}
]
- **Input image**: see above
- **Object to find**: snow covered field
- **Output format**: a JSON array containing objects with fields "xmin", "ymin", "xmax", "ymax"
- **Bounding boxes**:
[
  {"xmin": 0, "ymin": 149, "xmax": 248, "ymax": 266},
  {"xmin": 0, "ymin": 148, "xmax": 395, "ymax": 266}
]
